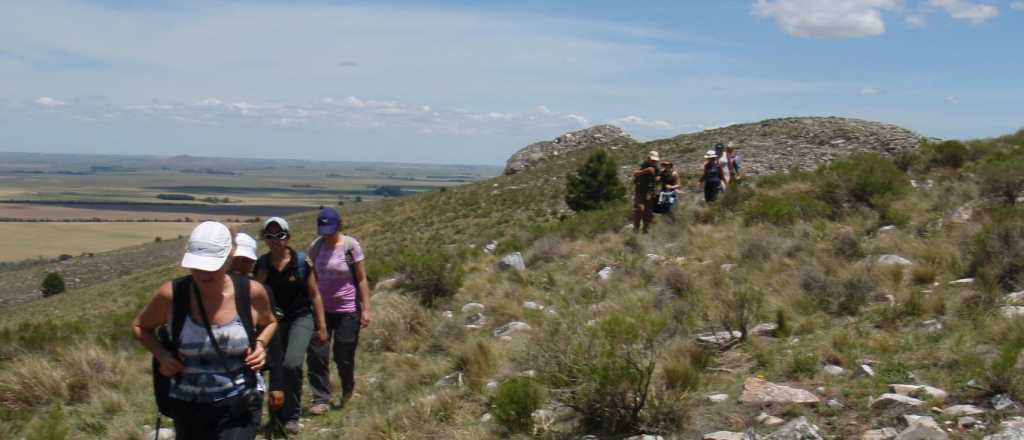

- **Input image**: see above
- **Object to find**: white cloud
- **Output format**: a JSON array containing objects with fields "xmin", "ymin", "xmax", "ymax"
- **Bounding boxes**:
[
  {"xmin": 1012, "ymin": 1, "xmax": 1024, "ymax": 11},
  {"xmin": 35, "ymin": 96, "xmax": 66, "ymax": 107},
  {"xmin": 927, "ymin": 0, "xmax": 999, "ymax": 24},
  {"xmin": 752, "ymin": 0, "xmax": 900, "ymax": 39},
  {"xmin": 859, "ymin": 87, "xmax": 883, "ymax": 96},
  {"xmin": 607, "ymin": 115, "xmax": 674, "ymax": 130},
  {"xmin": 905, "ymin": 14, "xmax": 928, "ymax": 27},
  {"xmin": 945, "ymin": 95, "xmax": 960, "ymax": 104},
  {"xmin": 566, "ymin": 114, "xmax": 590, "ymax": 127},
  {"xmin": 536, "ymin": 105, "xmax": 552, "ymax": 114}
]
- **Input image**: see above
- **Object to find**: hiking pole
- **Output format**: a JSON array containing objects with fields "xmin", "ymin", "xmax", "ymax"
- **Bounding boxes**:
[{"xmin": 153, "ymin": 414, "xmax": 161, "ymax": 440}]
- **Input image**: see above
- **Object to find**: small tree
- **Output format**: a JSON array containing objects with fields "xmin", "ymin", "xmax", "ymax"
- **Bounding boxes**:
[
  {"xmin": 41, "ymin": 272, "xmax": 66, "ymax": 297},
  {"xmin": 565, "ymin": 149, "xmax": 626, "ymax": 212}
]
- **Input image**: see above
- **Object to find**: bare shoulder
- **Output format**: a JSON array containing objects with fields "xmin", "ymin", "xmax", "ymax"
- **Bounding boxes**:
[{"xmin": 155, "ymin": 280, "xmax": 174, "ymax": 300}]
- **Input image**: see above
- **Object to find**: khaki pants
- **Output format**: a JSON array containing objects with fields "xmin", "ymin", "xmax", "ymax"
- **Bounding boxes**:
[{"xmin": 632, "ymin": 191, "xmax": 655, "ymax": 233}]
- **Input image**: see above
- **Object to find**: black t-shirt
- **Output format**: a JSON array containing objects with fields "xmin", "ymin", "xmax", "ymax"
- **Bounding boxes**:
[
  {"xmin": 257, "ymin": 248, "xmax": 312, "ymax": 320},
  {"xmin": 659, "ymin": 171, "xmax": 679, "ymax": 192},
  {"xmin": 634, "ymin": 160, "xmax": 659, "ymax": 193}
]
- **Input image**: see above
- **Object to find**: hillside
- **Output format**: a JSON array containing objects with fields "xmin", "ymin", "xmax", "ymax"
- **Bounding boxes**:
[{"xmin": 2, "ymin": 119, "xmax": 1023, "ymax": 440}]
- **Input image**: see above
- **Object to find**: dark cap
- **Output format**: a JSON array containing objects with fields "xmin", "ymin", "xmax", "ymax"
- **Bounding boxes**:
[{"xmin": 316, "ymin": 207, "xmax": 341, "ymax": 236}]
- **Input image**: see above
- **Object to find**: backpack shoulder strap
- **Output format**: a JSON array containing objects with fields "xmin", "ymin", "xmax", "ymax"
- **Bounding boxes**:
[
  {"xmin": 170, "ymin": 276, "xmax": 192, "ymax": 345},
  {"xmin": 230, "ymin": 274, "xmax": 256, "ymax": 348},
  {"xmin": 308, "ymin": 237, "xmax": 323, "ymax": 266},
  {"xmin": 295, "ymin": 250, "xmax": 308, "ymax": 281}
]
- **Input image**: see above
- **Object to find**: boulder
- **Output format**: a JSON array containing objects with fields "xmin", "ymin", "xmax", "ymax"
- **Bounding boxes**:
[
  {"xmin": 707, "ymin": 393, "xmax": 730, "ymax": 403},
  {"xmin": 739, "ymin": 378, "xmax": 820, "ymax": 405},
  {"xmin": 889, "ymin": 384, "xmax": 948, "ymax": 402},
  {"xmin": 823, "ymin": 365, "xmax": 847, "ymax": 376},
  {"xmin": 877, "ymin": 255, "xmax": 914, "ymax": 266},
  {"xmin": 597, "ymin": 266, "xmax": 613, "ymax": 281},
  {"xmin": 374, "ymin": 277, "xmax": 400, "ymax": 291},
  {"xmin": 993, "ymin": 394, "xmax": 1019, "ymax": 411},
  {"xmin": 764, "ymin": 416, "xmax": 824, "ymax": 440},
  {"xmin": 895, "ymin": 415, "xmax": 947, "ymax": 440},
  {"xmin": 751, "ymin": 322, "xmax": 780, "ymax": 337},
  {"xmin": 498, "ymin": 252, "xmax": 526, "ymax": 272},
  {"xmin": 958, "ymin": 416, "xmax": 980, "ymax": 429},
  {"xmin": 870, "ymin": 394, "xmax": 925, "ymax": 412},
  {"xmin": 522, "ymin": 301, "xmax": 544, "ymax": 311},
  {"xmin": 145, "ymin": 428, "xmax": 175, "ymax": 440},
  {"xmin": 756, "ymin": 412, "xmax": 785, "ymax": 427},
  {"xmin": 532, "ymin": 404, "xmax": 581, "ymax": 434},
  {"xmin": 1003, "ymin": 306, "xmax": 1024, "ymax": 318},
  {"xmin": 1006, "ymin": 291, "xmax": 1024, "ymax": 304},
  {"xmin": 697, "ymin": 331, "xmax": 742, "ymax": 349},
  {"xmin": 464, "ymin": 313, "xmax": 487, "ymax": 328},
  {"xmin": 705, "ymin": 432, "xmax": 747, "ymax": 440},
  {"xmin": 826, "ymin": 399, "xmax": 845, "ymax": 410},
  {"xmin": 941, "ymin": 404, "xmax": 985, "ymax": 417},
  {"xmin": 483, "ymin": 241, "xmax": 498, "ymax": 253},
  {"xmin": 493, "ymin": 321, "xmax": 531, "ymax": 338},
  {"xmin": 985, "ymin": 426, "xmax": 1024, "ymax": 440},
  {"xmin": 461, "ymin": 303, "xmax": 485, "ymax": 314},
  {"xmin": 862, "ymin": 428, "xmax": 898, "ymax": 440}
]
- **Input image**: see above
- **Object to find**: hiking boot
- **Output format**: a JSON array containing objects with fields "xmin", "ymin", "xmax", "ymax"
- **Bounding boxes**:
[
  {"xmin": 284, "ymin": 420, "xmax": 300, "ymax": 435},
  {"xmin": 309, "ymin": 403, "xmax": 330, "ymax": 416}
]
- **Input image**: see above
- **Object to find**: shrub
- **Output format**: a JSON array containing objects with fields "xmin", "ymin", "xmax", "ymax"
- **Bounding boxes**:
[
  {"xmin": 967, "ymin": 217, "xmax": 1024, "ymax": 292},
  {"xmin": 832, "ymin": 228, "xmax": 864, "ymax": 260},
  {"xmin": 788, "ymin": 351, "xmax": 820, "ymax": 378},
  {"xmin": 23, "ymin": 407, "xmax": 70, "ymax": 440},
  {"xmin": 719, "ymin": 287, "xmax": 764, "ymax": 341},
  {"xmin": 743, "ymin": 193, "xmax": 829, "ymax": 226},
  {"xmin": 396, "ymin": 248, "xmax": 465, "ymax": 307},
  {"xmin": 924, "ymin": 140, "xmax": 969, "ymax": 170},
  {"xmin": 454, "ymin": 340, "xmax": 495, "ymax": 391},
  {"xmin": 662, "ymin": 357, "xmax": 701, "ymax": 393},
  {"xmin": 661, "ymin": 267, "xmax": 693, "ymax": 297},
  {"xmin": 693, "ymin": 207, "xmax": 715, "ymax": 224},
  {"xmin": 911, "ymin": 265, "xmax": 937, "ymax": 285},
  {"xmin": 40, "ymin": 272, "xmax": 65, "ymax": 297},
  {"xmin": 565, "ymin": 149, "xmax": 626, "ymax": 212},
  {"xmin": 979, "ymin": 152, "xmax": 1024, "ymax": 205},
  {"xmin": 988, "ymin": 334, "xmax": 1024, "ymax": 397},
  {"xmin": 492, "ymin": 378, "xmax": 543, "ymax": 434},
  {"xmin": 541, "ymin": 201, "xmax": 628, "ymax": 240},
  {"xmin": 893, "ymin": 150, "xmax": 917, "ymax": 172},
  {"xmin": 816, "ymin": 153, "xmax": 910, "ymax": 209},
  {"xmin": 837, "ymin": 271, "xmax": 874, "ymax": 316}
]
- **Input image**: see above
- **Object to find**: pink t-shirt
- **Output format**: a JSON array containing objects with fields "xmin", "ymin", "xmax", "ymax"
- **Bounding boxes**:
[{"xmin": 314, "ymin": 237, "xmax": 365, "ymax": 314}]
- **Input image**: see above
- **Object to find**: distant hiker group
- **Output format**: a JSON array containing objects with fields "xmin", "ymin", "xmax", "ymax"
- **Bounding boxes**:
[
  {"xmin": 632, "ymin": 142, "xmax": 743, "ymax": 232},
  {"xmin": 132, "ymin": 207, "xmax": 370, "ymax": 439}
]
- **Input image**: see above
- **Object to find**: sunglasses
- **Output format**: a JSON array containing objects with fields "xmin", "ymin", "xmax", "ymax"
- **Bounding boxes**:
[{"xmin": 263, "ymin": 232, "xmax": 289, "ymax": 240}]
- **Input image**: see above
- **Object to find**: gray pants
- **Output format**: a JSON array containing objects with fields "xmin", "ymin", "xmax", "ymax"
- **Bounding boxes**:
[
  {"xmin": 268, "ymin": 313, "xmax": 314, "ymax": 423},
  {"xmin": 307, "ymin": 312, "xmax": 360, "ymax": 405}
]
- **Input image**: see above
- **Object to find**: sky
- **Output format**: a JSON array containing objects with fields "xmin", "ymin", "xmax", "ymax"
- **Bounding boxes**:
[{"xmin": 1, "ymin": 0, "xmax": 1022, "ymax": 165}]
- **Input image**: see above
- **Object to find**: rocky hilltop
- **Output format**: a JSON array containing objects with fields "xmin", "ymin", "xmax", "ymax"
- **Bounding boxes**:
[
  {"xmin": 503, "ymin": 124, "xmax": 637, "ymax": 175},
  {"xmin": 650, "ymin": 116, "xmax": 928, "ymax": 176}
]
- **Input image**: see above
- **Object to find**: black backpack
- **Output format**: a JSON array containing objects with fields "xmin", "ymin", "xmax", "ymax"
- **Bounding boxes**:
[{"xmin": 153, "ymin": 274, "xmax": 256, "ymax": 418}]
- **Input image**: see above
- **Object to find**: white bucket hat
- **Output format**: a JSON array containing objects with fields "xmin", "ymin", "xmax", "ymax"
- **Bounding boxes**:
[
  {"xmin": 234, "ymin": 232, "xmax": 258, "ymax": 261},
  {"xmin": 181, "ymin": 221, "xmax": 233, "ymax": 271}
]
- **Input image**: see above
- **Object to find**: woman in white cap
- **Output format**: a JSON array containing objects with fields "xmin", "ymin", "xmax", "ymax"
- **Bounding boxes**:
[
  {"xmin": 132, "ymin": 221, "xmax": 277, "ymax": 439},
  {"xmin": 230, "ymin": 232, "xmax": 259, "ymax": 277},
  {"xmin": 699, "ymin": 150, "xmax": 725, "ymax": 203}
]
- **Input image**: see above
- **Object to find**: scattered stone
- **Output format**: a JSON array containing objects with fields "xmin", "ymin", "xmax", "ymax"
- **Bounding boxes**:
[
  {"xmin": 919, "ymin": 320, "xmax": 943, "ymax": 333},
  {"xmin": 876, "ymin": 255, "xmax": 914, "ymax": 266},
  {"xmin": 756, "ymin": 412, "xmax": 785, "ymax": 427},
  {"xmin": 879, "ymin": 225, "xmax": 897, "ymax": 232},
  {"xmin": 705, "ymin": 432, "xmax": 747, "ymax": 440},
  {"xmin": 485, "ymin": 381, "xmax": 499, "ymax": 393},
  {"xmin": 950, "ymin": 204, "xmax": 975, "ymax": 224},
  {"xmin": 739, "ymin": 378, "xmax": 820, "ymax": 405},
  {"xmin": 597, "ymin": 266, "xmax": 613, "ymax": 281},
  {"xmin": 483, "ymin": 241, "xmax": 498, "ymax": 253},
  {"xmin": 696, "ymin": 331, "xmax": 742, "ymax": 349},
  {"xmin": 707, "ymin": 393, "xmax": 730, "ymax": 403},
  {"xmin": 870, "ymin": 394, "xmax": 925, "ymax": 412},
  {"xmin": 896, "ymin": 415, "xmax": 947, "ymax": 440},
  {"xmin": 532, "ymin": 404, "xmax": 582, "ymax": 434},
  {"xmin": 941, "ymin": 404, "xmax": 986, "ymax": 417},
  {"xmin": 374, "ymin": 277, "xmax": 400, "ymax": 291},
  {"xmin": 959, "ymin": 417, "xmax": 980, "ymax": 429},
  {"xmin": 1007, "ymin": 291, "xmax": 1024, "ymax": 304},
  {"xmin": 764, "ymin": 416, "xmax": 824, "ymax": 440},
  {"xmin": 890, "ymin": 384, "xmax": 948, "ymax": 402},
  {"xmin": 827, "ymin": 399, "xmax": 845, "ymax": 410},
  {"xmin": 1003, "ymin": 306, "xmax": 1024, "ymax": 318},
  {"xmin": 751, "ymin": 322, "xmax": 780, "ymax": 337},
  {"xmin": 855, "ymin": 364, "xmax": 877, "ymax": 378},
  {"xmin": 461, "ymin": 303, "xmax": 485, "ymax": 314},
  {"xmin": 498, "ymin": 252, "xmax": 527, "ymax": 272},
  {"xmin": 993, "ymin": 394, "xmax": 1019, "ymax": 411},
  {"xmin": 861, "ymin": 428, "xmax": 898, "ymax": 440},
  {"xmin": 464, "ymin": 313, "xmax": 487, "ymax": 329},
  {"xmin": 624, "ymin": 435, "xmax": 665, "ymax": 440},
  {"xmin": 646, "ymin": 253, "xmax": 664, "ymax": 263},
  {"xmin": 721, "ymin": 263, "xmax": 737, "ymax": 272},
  {"xmin": 522, "ymin": 301, "xmax": 544, "ymax": 311},
  {"xmin": 948, "ymin": 278, "xmax": 975, "ymax": 286},
  {"xmin": 504, "ymin": 125, "xmax": 637, "ymax": 175},
  {"xmin": 145, "ymin": 428, "xmax": 175, "ymax": 440},
  {"xmin": 984, "ymin": 426, "xmax": 1024, "ymax": 440},
  {"xmin": 544, "ymin": 308, "xmax": 559, "ymax": 318},
  {"xmin": 493, "ymin": 321, "xmax": 531, "ymax": 338},
  {"xmin": 441, "ymin": 310, "xmax": 454, "ymax": 319},
  {"xmin": 436, "ymin": 372, "xmax": 463, "ymax": 387},
  {"xmin": 480, "ymin": 413, "xmax": 493, "ymax": 423},
  {"xmin": 518, "ymin": 370, "xmax": 537, "ymax": 378},
  {"xmin": 823, "ymin": 365, "xmax": 847, "ymax": 376}
]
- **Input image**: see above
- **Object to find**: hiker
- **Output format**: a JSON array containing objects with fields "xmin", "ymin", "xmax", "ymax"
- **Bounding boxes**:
[
  {"xmin": 632, "ymin": 151, "xmax": 661, "ymax": 233},
  {"xmin": 306, "ymin": 207, "xmax": 371, "ymax": 415},
  {"xmin": 699, "ymin": 150, "xmax": 725, "ymax": 203},
  {"xmin": 714, "ymin": 143, "xmax": 732, "ymax": 189},
  {"xmin": 725, "ymin": 143, "xmax": 743, "ymax": 185},
  {"xmin": 230, "ymin": 232, "xmax": 259, "ymax": 277},
  {"xmin": 654, "ymin": 161, "xmax": 681, "ymax": 222},
  {"xmin": 253, "ymin": 217, "xmax": 328, "ymax": 435},
  {"xmin": 132, "ymin": 221, "xmax": 277, "ymax": 440}
]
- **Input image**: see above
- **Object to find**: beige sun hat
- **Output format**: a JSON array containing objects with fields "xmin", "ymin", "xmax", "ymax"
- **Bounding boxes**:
[{"xmin": 648, "ymin": 150, "xmax": 660, "ymax": 161}]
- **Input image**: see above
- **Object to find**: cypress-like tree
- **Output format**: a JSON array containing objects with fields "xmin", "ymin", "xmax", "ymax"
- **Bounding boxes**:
[
  {"xmin": 565, "ymin": 149, "xmax": 626, "ymax": 211},
  {"xmin": 41, "ymin": 271, "xmax": 66, "ymax": 297}
]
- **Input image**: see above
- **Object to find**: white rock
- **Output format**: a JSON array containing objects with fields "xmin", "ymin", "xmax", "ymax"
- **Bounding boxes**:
[
  {"xmin": 993, "ymin": 394, "xmax": 1019, "ymax": 411},
  {"xmin": 544, "ymin": 308, "xmax": 559, "ymax": 318},
  {"xmin": 464, "ymin": 313, "xmax": 487, "ymax": 328},
  {"xmin": 498, "ymin": 252, "xmax": 527, "ymax": 272},
  {"xmin": 519, "ymin": 370, "xmax": 537, "ymax": 378},
  {"xmin": 861, "ymin": 428, "xmax": 898, "ymax": 440},
  {"xmin": 827, "ymin": 399, "xmax": 845, "ymax": 409},
  {"xmin": 461, "ymin": 303, "xmax": 485, "ymax": 314},
  {"xmin": 436, "ymin": 372, "xmax": 463, "ymax": 387},
  {"xmin": 374, "ymin": 277, "xmax": 400, "ymax": 290},
  {"xmin": 1002, "ymin": 306, "xmax": 1024, "ymax": 318},
  {"xmin": 739, "ymin": 378, "xmax": 820, "ymax": 405},
  {"xmin": 942, "ymin": 404, "xmax": 986, "ymax": 417},
  {"xmin": 764, "ymin": 416, "xmax": 824, "ymax": 440},
  {"xmin": 707, "ymin": 393, "xmax": 730, "ymax": 403},
  {"xmin": 522, "ymin": 301, "xmax": 543, "ymax": 311},
  {"xmin": 919, "ymin": 320, "xmax": 943, "ymax": 333},
  {"xmin": 483, "ymin": 241, "xmax": 498, "ymax": 253},
  {"xmin": 493, "ymin": 321, "xmax": 531, "ymax": 338},
  {"xmin": 889, "ymin": 384, "xmax": 948, "ymax": 402},
  {"xmin": 721, "ymin": 263, "xmax": 736, "ymax": 272},
  {"xmin": 897, "ymin": 415, "xmax": 947, "ymax": 440},
  {"xmin": 879, "ymin": 225, "xmax": 897, "ymax": 232},
  {"xmin": 597, "ymin": 266, "xmax": 613, "ymax": 281},
  {"xmin": 441, "ymin": 310, "xmax": 454, "ymax": 319},
  {"xmin": 750, "ymin": 322, "xmax": 779, "ymax": 337},
  {"xmin": 697, "ymin": 331, "xmax": 742, "ymax": 347},
  {"xmin": 1006, "ymin": 291, "xmax": 1024, "ymax": 304},
  {"xmin": 959, "ymin": 416, "xmax": 980, "ymax": 429},
  {"xmin": 948, "ymin": 278, "xmax": 975, "ymax": 286},
  {"xmin": 646, "ymin": 253, "xmax": 664, "ymax": 262},
  {"xmin": 704, "ymin": 432, "xmax": 746, "ymax": 440},
  {"xmin": 480, "ymin": 413, "xmax": 493, "ymax": 423},
  {"xmin": 870, "ymin": 394, "xmax": 925, "ymax": 411},
  {"xmin": 984, "ymin": 427, "xmax": 1024, "ymax": 440},
  {"xmin": 625, "ymin": 436, "xmax": 664, "ymax": 440},
  {"xmin": 877, "ymin": 255, "xmax": 914, "ymax": 266},
  {"xmin": 485, "ymin": 381, "xmax": 499, "ymax": 392},
  {"xmin": 145, "ymin": 429, "xmax": 175, "ymax": 440},
  {"xmin": 855, "ymin": 364, "xmax": 877, "ymax": 378},
  {"xmin": 823, "ymin": 365, "xmax": 847, "ymax": 376}
]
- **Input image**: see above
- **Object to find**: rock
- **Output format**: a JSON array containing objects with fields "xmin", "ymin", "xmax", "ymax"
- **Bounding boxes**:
[
  {"xmin": 532, "ymin": 404, "xmax": 582, "ymax": 434},
  {"xmin": 879, "ymin": 225, "xmax": 898, "ymax": 232},
  {"xmin": 522, "ymin": 301, "xmax": 543, "ymax": 311},
  {"xmin": 948, "ymin": 278, "xmax": 975, "ymax": 286},
  {"xmin": 763, "ymin": 416, "xmax": 824, "ymax": 440},
  {"xmin": 145, "ymin": 428, "xmax": 175, "ymax": 440},
  {"xmin": 739, "ymin": 378, "xmax": 820, "ymax": 405},
  {"xmin": 877, "ymin": 255, "xmax": 914, "ymax": 266},
  {"xmin": 993, "ymin": 394, "xmax": 1019, "ymax": 411},
  {"xmin": 461, "ymin": 303, "xmax": 485, "ymax": 314},
  {"xmin": 480, "ymin": 413, "xmax": 493, "ymax": 423},
  {"xmin": 646, "ymin": 253, "xmax": 664, "ymax": 263},
  {"xmin": 855, "ymin": 364, "xmax": 877, "ymax": 378},
  {"xmin": 870, "ymin": 394, "xmax": 925, "ymax": 412},
  {"xmin": 498, "ymin": 252, "xmax": 526, "ymax": 272},
  {"xmin": 823, "ymin": 365, "xmax": 846, "ymax": 376},
  {"xmin": 696, "ymin": 331, "xmax": 742, "ymax": 349},
  {"xmin": 544, "ymin": 308, "xmax": 559, "ymax": 318},
  {"xmin": 519, "ymin": 370, "xmax": 538, "ymax": 378},
  {"xmin": 436, "ymin": 372, "xmax": 463, "ymax": 387},
  {"xmin": 889, "ymin": 384, "xmax": 948, "ymax": 402},
  {"xmin": 896, "ymin": 415, "xmax": 947, "ymax": 440},
  {"xmin": 757, "ymin": 413, "xmax": 785, "ymax": 427},
  {"xmin": 504, "ymin": 125, "xmax": 637, "ymax": 175},
  {"xmin": 493, "ymin": 321, "xmax": 531, "ymax": 338},
  {"xmin": 751, "ymin": 322, "xmax": 779, "ymax": 337},
  {"xmin": 483, "ymin": 241, "xmax": 498, "ymax": 253},
  {"xmin": 707, "ymin": 393, "xmax": 730, "ymax": 403},
  {"xmin": 1007, "ymin": 291, "xmax": 1024, "ymax": 304},
  {"xmin": 958, "ymin": 416, "xmax": 980, "ymax": 429},
  {"xmin": 375, "ymin": 277, "xmax": 400, "ymax": 290},
  {"xmin": 624, "ymin": 436, "xmax": 664, "ymax": 440},
  {"xmin": 597, "ymin": 266, "xmax": 613, "ymax": 281},
  {"xmin": 919, "ymin": 320, "xmax": 943, "ymax": 333},
  {"xmin": 827, "ymin": 399, "xmax": 845, "ymax": 409},
  {"xmin": 941, "ymin": 404, "xmax": 986, "ymax": 417},
  {"xmin": 441, "ymin": 310, "xmax": 454, "ymax": 319},
  {"xmin": 1003, "ymin": 306, "xmax": 1024, "ymax": 318},
  {"xmin": 485, "ymin": 381, "xmax": 499, "ymax": 393},
  {"xmin": 721, "ymin": 263, "xmax": 737, "ymax": 272},
  {"xmin": 986, "ymin": 423, "xmax": 1024, "ymax": 440},
  {"xmin": 862, "ymin": 428, "xmax": 898, "ymax": 440},
  {"xmin": 464, "ymin": 313, "xmax": 487, "ymax": 328},
  {"xmin": 950, "ymin": 204, "xmax": 975, "ymax": 224},
  {"xmin": 705, "ymin": 432, "xmax": 747, "ymax": 440}
]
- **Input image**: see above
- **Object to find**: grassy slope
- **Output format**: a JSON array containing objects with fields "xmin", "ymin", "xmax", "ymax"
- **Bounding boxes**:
[{"xmin": 2, "ymin": 125, "xmax": 1022, "ymax": 439}]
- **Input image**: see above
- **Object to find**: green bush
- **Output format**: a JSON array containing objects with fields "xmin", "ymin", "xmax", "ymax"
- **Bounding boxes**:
[
  {"xmin": 492, "ymin": 377, "xmax": 543, "ymax": 434},
  {"xmin": 565, "ymin": 149, "xmax": 626, "ymax": 212},
  {"xmin": 968, "ymin": 216, "xmax": 1024, "ymax": 292},
  {"xmin": 662, "ymin": 357, "xmax": 701, "ymax": 393},
  {"xmin": 743, "ymin": 193, "xmax": 829, "ymax": 226},
  {"xmin": 395, "ymin": 248, "xmax": 465, "ymax": 307},
  {"xmin": 816, "ymin": 153, "xmax": 910, "ymax": 209},
  {"xmin": 924, "ymin": 140, "xmax": 969, "ymax": 169},
  {"xmin": 538, "ymin": 200, "xmax": 628, "ymax": 240},
  {"xmin": 979, "ymin": 151, "xmax": 1024, "ymax": 205},
  {"xmin": 40, "ymin": 272, "xmax": 65, "ymax": 297},
  {"xmin": 788, "ymin": 351, "xmax": 820, "ymax": 378}
]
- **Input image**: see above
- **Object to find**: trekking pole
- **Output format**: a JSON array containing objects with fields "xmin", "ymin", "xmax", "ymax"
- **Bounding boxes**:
[{"xmin": 153, "ymin": 415, "xmax": 161, "ymax": 440}]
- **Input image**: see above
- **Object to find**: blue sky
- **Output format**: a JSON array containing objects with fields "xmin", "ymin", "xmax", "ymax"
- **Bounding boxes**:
[{"xmin": 1, "ymin": 0, "xmax": 1021, "ymax": 165}]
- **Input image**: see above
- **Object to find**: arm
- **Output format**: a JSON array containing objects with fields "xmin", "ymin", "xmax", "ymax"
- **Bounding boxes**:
[
  {"xmin": 307, "ymin": 270, "xmax": 328, "ymax": 343},
  {"xmin": 245, "ymin": 280, "xmax": 277, "ymax": 371},
  {"xmin": 131, "ymin": 281, "xmax": 183, "ymax": 377},
  {"xmin": 355, "ymin": 260, "xmax": 371, "ymax": 328}
]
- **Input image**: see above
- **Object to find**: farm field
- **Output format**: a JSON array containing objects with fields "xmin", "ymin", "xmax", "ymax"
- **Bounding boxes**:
[{"xmin": 0, "ymin": 222, "xmax": 199, "ymax": 262}]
